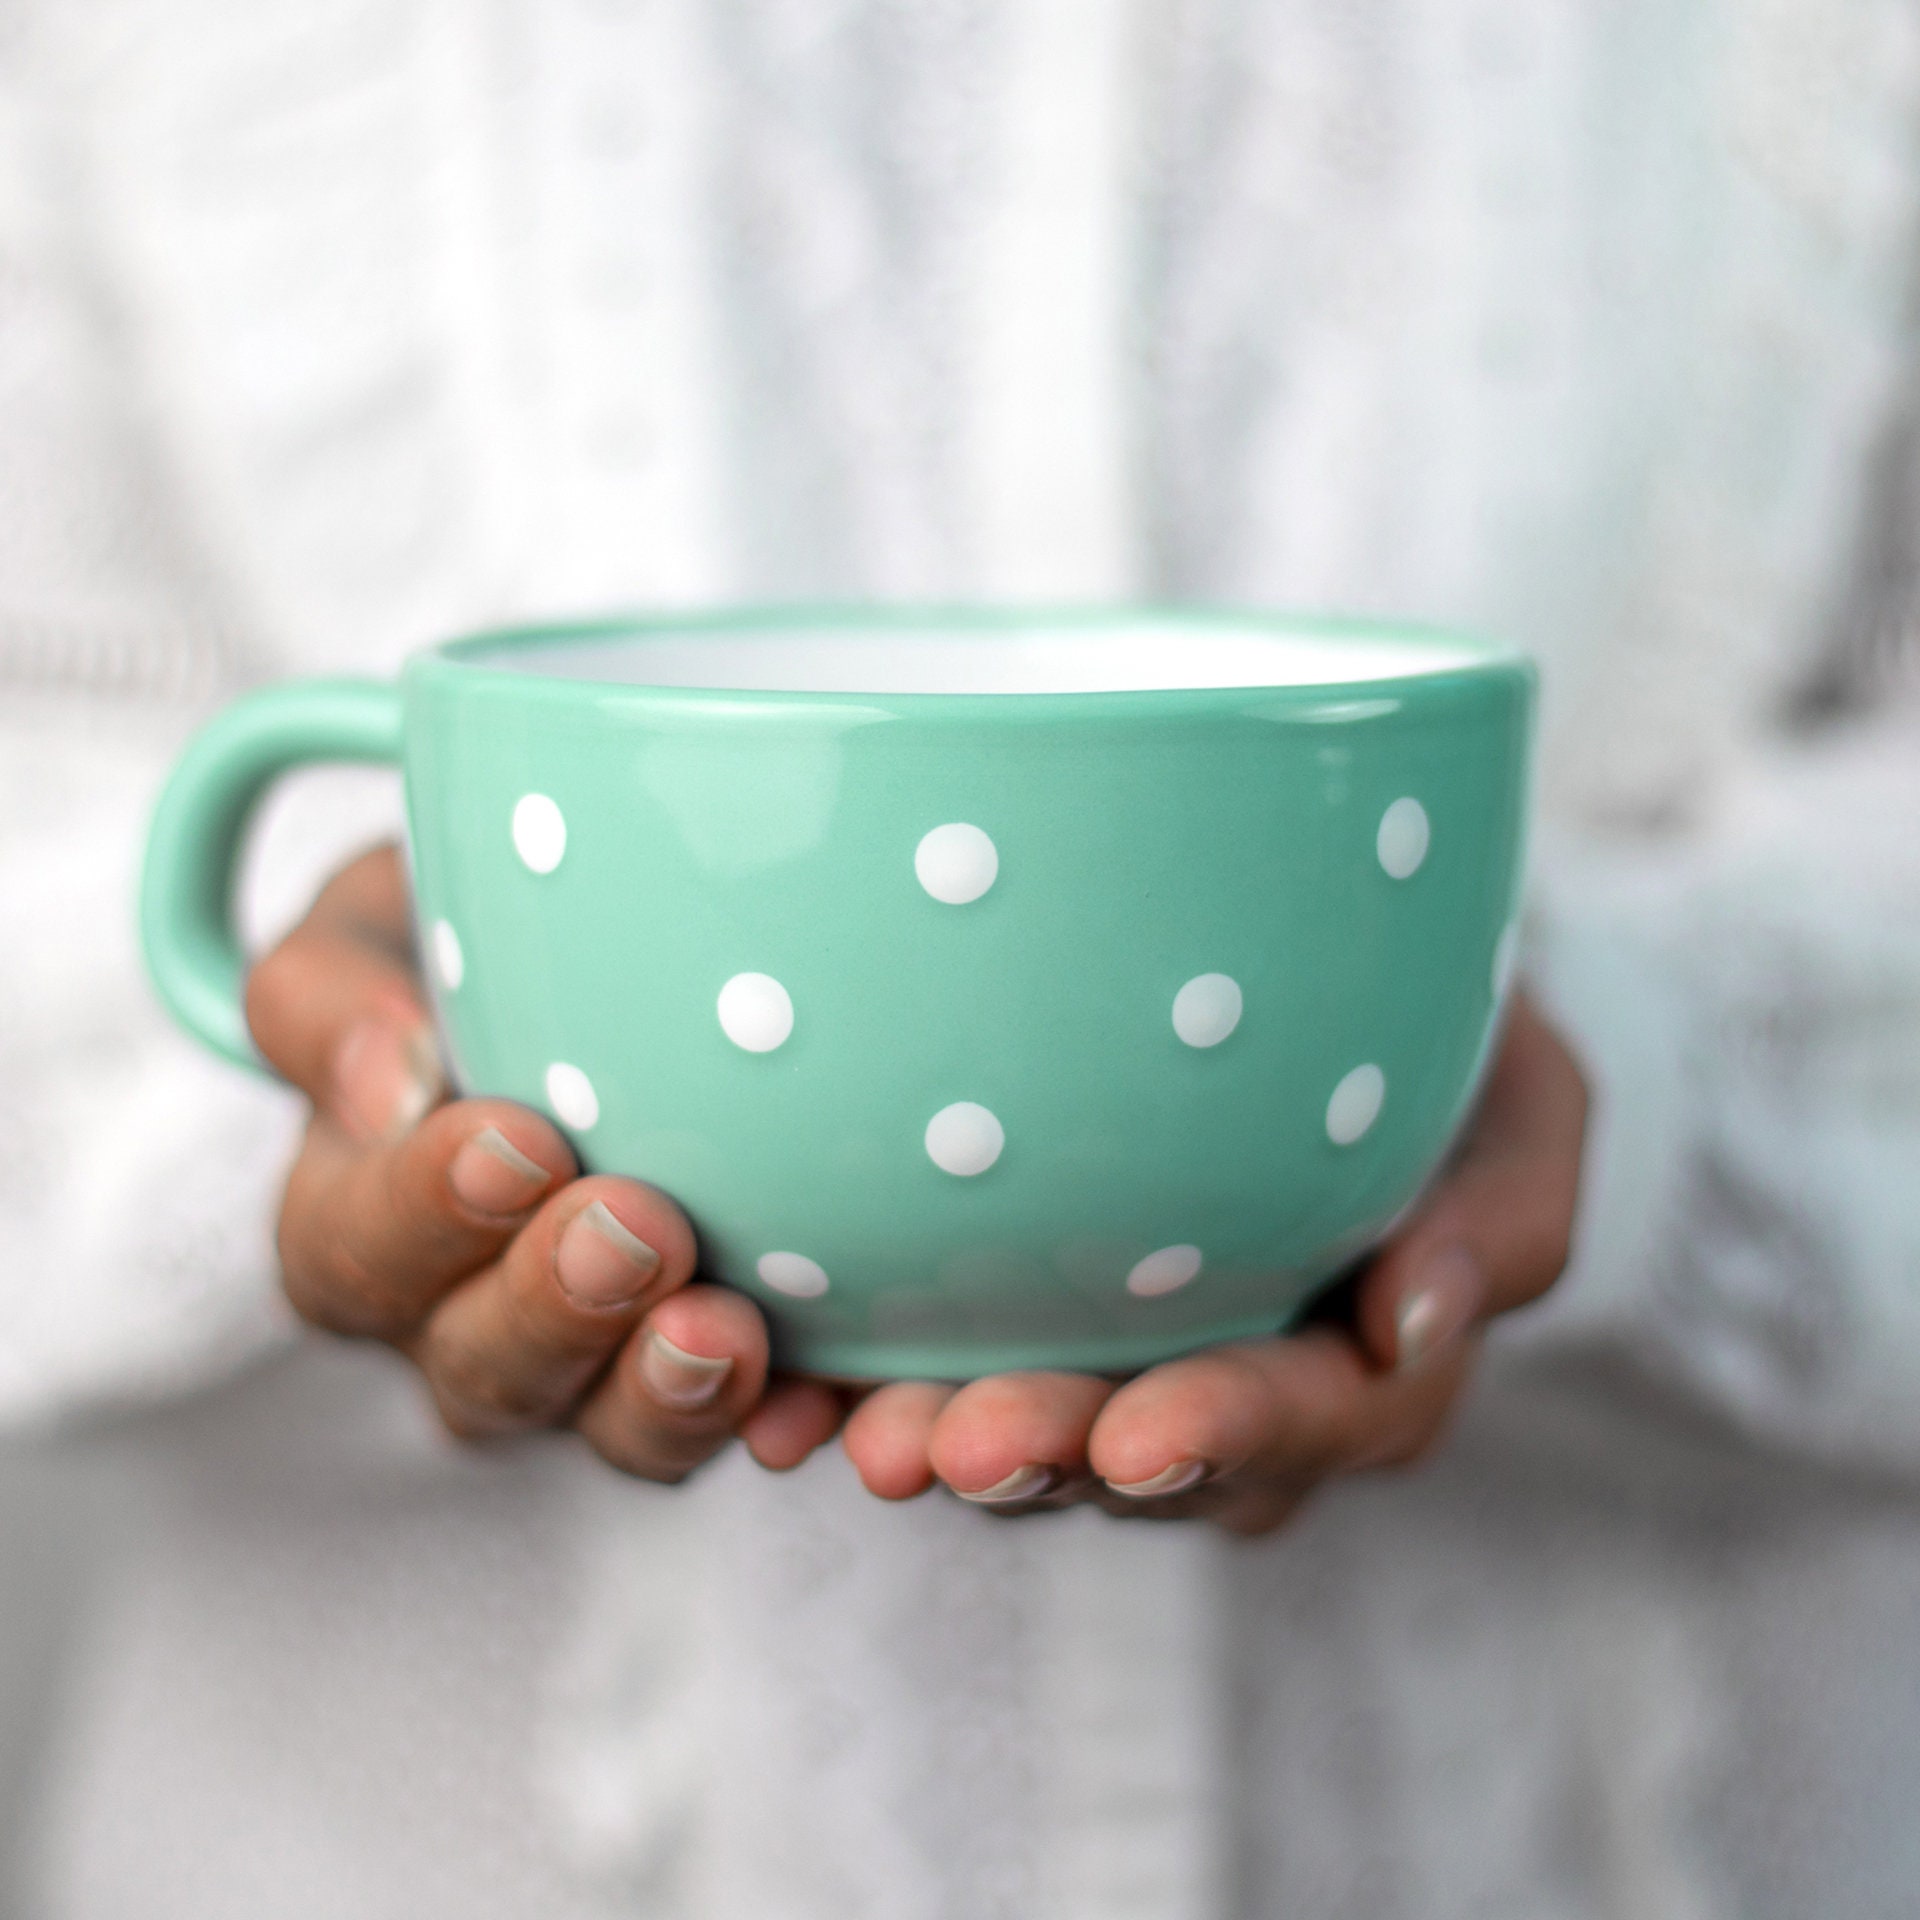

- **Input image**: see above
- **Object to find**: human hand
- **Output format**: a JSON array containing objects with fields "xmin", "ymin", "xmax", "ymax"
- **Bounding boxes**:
[
  {"xmin": 250, "ymin": 852, "xmax": 1582, "ymax": 1526},
  {"xmin": 246, "ymin": 845, "xmax": 846, "ymax": 1478},
  {"xmin": 839, "ymin": 992, "xmax": 1588, "ymax": 1535}
]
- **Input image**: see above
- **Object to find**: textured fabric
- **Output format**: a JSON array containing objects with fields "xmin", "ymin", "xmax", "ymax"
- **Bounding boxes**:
[{"xmin": 4, "ymin": 1, "xmax": 1920, "ymax": 1914}]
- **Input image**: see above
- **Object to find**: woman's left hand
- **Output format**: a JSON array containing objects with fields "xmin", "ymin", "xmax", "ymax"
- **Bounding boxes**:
[{"xmin": 839, "ymin": 991, "xmax": 1588, "ymax": 1535}]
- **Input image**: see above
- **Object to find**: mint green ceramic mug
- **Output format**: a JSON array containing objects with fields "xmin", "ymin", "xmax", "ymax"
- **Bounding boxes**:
[{"xmin": 141, "ymin": 607, "xmax": 1532, "ymax": 1380}]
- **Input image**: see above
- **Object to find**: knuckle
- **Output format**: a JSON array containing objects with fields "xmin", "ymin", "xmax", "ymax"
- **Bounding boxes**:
[
  {"xmin": 590, "ymin": 1431, "xmax": 698, "ymax": 1484},
  {"xmin": 277, "ymin": 1262, "xmax": 340, "ymax": 1335},
  {"xmin": 318, "ymin": 1235, "xmax": 413, "ymax": 1339},
  {"xmin": 426, "ymin": 1378, "xmax": 526, "ymax": 1443},
  {"xmin": 276, "ymin": 1198, "xmax": 364, "ymax": 1338},
  {"xmin": 432, "ymin": 1384, "xmax": 539, "ymax": 1441},
  {"xmin": 418, "ymin": 1332, "xmax": 561, "ymax": 1433},
  {"xmin": 279, "ymin": 1200, "xmax": 415, "ymax": 1341},
  {"xmin": 373, "ymin": 1137, "xmax": 465, "ymax": 1269},
  {"xmin": 278, "ymin": 1146, "xmax": 458, "ymax": 1342},
  {"xmin": 586, "ymin": 1400, "xmax": 729, "ymax": 1484}
]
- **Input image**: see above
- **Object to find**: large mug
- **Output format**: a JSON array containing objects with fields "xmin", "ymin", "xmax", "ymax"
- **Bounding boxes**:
[{"xmin": 141, "ymin": 606, "xmax": 1532, "ymax": 1380}]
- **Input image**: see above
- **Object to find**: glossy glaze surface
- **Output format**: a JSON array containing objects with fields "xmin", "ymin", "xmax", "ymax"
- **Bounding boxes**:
[{"xmin": 142, "ymin": 608, "xmax": 1530, "ymax": 1376}]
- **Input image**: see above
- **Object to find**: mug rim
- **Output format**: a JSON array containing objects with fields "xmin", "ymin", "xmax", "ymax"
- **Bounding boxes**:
[{"xmin": 414, "ymin": 602, "xmax": 1533, "ymax": 713}]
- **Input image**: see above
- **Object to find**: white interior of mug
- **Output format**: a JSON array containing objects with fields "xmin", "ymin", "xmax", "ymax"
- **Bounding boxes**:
[{"xmin": 491, "ymin": 623, "xmax": 1497, "ymax": 695}]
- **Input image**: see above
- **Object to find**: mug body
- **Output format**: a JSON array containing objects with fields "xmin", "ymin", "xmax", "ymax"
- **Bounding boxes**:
[{"xmin": 400, "ymin": 608, "xmax": 1532, "ymax": 1379}]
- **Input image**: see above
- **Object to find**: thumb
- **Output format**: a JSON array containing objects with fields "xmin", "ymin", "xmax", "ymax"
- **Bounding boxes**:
[
  {"xmin": 1355, "ymin": 991, "xmax": 1590, "ymax": 1372},
  {"xmin": 243, "ymin": 844, "xmax": 444, "ymax": 1141}
]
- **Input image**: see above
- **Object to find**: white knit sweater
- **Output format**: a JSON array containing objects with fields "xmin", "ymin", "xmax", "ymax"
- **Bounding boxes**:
[{"xmin": 4, "ymin": 3, "xmax": 1920, "ymax": 1914}]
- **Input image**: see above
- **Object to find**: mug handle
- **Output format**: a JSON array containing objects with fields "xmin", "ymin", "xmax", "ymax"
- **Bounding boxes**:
[{"xmin": 139, "ymin": 678, "xmax": 403, "ymax": 1072}]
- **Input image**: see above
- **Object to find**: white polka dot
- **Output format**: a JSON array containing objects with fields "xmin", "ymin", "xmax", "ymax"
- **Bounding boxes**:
[
  {"xmin": 431, "ymin": 919, "xmax": 464, "ymax": 991},
  {"xmin": 1126, "ymin": 1244, "xmax": 1204, "ymax": 1298},
  {"xmin": 717, "ymin": 972, "xmax": 794, "ymax": 1053},
  {"xmin": 545, "ymin": 1061, "xmax": 599, "ymax": 1131},
  {"xmin": 1492, "ymin": 920, "xmax": 1521, "ymax": 1003},
  {"xmin": 513, "ymin": 793, "xmax": 567, "ymax": 873},
  {"xmin": 1326, "ymin": 1063, "xmax": 1386, "ymax": 1145},
  {"xmin": 1172, "ymin": 973, "xmax": 1243, "ymax": 1048},
  {"xmin": 925, "ymin": 1101, "xmax": 1004, "ymax": 1176},
  {"xmin": 1376, "ymin": 797, "xmax": 1430, "ymax": 879},
  {"xmin": 757, "ymin": 1251, "xmax": 830, "ymax": 1299},
  {"xmin": 915, "ymin": 823, "xmax": 998, "ymax": 904}
]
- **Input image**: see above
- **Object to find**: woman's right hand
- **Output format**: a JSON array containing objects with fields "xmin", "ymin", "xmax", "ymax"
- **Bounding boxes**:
[{"xmin": 246, "ymin": 844, "xmax": 847, "ymax": 1479}]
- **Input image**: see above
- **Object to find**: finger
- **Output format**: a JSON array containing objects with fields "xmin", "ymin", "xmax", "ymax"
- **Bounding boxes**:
[
  {"xmin": 1355, "ymin": 991, "xmax": 1589, "ymax": 1372},
  {"xmin": 841, "ymin": 1382, "xmax": 958, "ymax": 1500},
  {"xmin": 1205, "ymin": 1482, "xmax": 1317, "ymax": 1539},
  {"xmin": 1086, "ymin": 1329, "xmax": 1473, "ymax": 1500},
  {"xmin": 574, "ymin": 1285, "xmax": 772, "ymax": 1483},
  {"xmin": 409, "ymin": 1175, "xmax": 700, "ymax": 1436},
  {"xmin": 926, "ymin": 1371, "xmax": 1116, "ymax": 1507},
  {"xmin": 278, "ymin": 1099, "xmax": 576, "ymax": 1338},
  {"xmin": 741, "ymin": 1379, "xmax": 848, "ymax": 1472},
  {"xmin": 1082, "ymin": 1463, "xmax": 1317, "ymax": 1533},
  {"xmin": 246, "ymin": 845, "xmax": 442, "ymax": 1139}
]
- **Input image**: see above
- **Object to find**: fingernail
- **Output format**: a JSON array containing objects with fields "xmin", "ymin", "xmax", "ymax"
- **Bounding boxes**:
[
  {"xmin": 449, "ymin": 1127, "xmax": 551, "ymax": 1215},
  {"xmin": 955, "ymin": 1465, "xmax": 1058, "ymax": 1506},
  {"xmin": 638, "ymin": 1330, "xmax": 734, "ymax": 1411},
  {"xmin": 1104, "ymin": 1459, "xmax": 1210, "ymax": 1500},
  {"xmin": 556, "ymin": 1200, "xmax": 661, "ymax": 1310},
  {"xmin": 333, "ymin": 1019, "xmax": 443, "ymax": 1142},
  {"xmin": 1395, "ymin": 1246, "xmax": 1487, "ymax": 1371}
]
